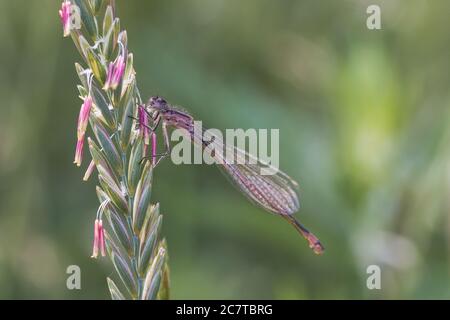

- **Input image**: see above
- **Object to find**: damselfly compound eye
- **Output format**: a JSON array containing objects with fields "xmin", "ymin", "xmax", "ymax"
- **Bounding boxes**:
[{"xmin": 149, "ymin": 96, "xmax": 168, "ymax": 109}]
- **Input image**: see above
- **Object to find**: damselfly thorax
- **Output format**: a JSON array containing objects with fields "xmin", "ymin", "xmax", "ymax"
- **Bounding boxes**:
[{"xmin": 140, "ymin": 96, "xmax": 324, "ymax": 254}]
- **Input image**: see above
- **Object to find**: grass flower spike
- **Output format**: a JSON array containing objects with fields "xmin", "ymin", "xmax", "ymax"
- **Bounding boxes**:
[{"xmin": 60, "ymin": 0, "xmax": 170, "ymax": 300}]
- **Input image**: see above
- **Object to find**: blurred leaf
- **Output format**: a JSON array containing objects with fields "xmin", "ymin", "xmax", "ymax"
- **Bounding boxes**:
[
  {"xmin": 132, "ymin": 161, "xmax": 153, "ymax": 232},
  {"xmin": 107, "ymin": 278, "xmax": 126, "ymax": 300},
  {"xmin": 119, "ymin": 81, "xmax": 136, "ymax": 151},
  {"xmin": 141, "ymin": 247, "xmax": 165, "ymax": 300},
  {"xmin": 106, "ymin": 206, "xmax": 133, "ymax": 254},
  {"xmin": 74, "ymin": 0, "xmax": 98, "ymax": 39},
  {"xmin": 138, "ymin": 214, "xmax": 162, "ymax": 275},
  {"xmin": 86, "ymin": 47, "xmax": 106, "ymax": 85},
  {"xmin": 93, "ymin": 122, "xmax": 123, "ymax": 174},
  {"xmin": 157, "ymin": 257, "xmax": 171, "ymax": 300},
  {"xmin": 99, "ymin": 174, "xmax": 128, "ymax": 214},
  {"xmin": 109, "ymin": 248, "xmax": 138, "ymax": 299},
  {"xmin": 91, "ymin": 84, "xmax": 115, "ymax": 128},
  {"xmin": 127, "ymin": 137, "xmax": 144, "ymax": 196},
  {"xmin": 121, "ymin": 53, "xmax": 135, "ymax": 98},
  {"xmin": 88, "ymin": 137, "xmax": 119, "ymax": 184},
  {"xmin": 89, "ymin": 0, "xmax": 103, "ymax": 16}
]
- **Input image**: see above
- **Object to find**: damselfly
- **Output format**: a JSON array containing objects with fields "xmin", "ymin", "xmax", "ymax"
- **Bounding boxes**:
[{"xmin": 137, "ymin": 96, "xmax": 324, "ymax": 254}]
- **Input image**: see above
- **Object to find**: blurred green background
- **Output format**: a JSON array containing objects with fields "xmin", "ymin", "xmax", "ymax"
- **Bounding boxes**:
[{"xmin": 0, "ymin": 0, "xmax": 449, "ymax": 299}]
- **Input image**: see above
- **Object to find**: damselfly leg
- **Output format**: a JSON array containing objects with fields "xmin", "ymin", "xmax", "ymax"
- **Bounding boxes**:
[
  {"xmin": 142, "ymin": 121, "xmax": 171, "ymax": 166},
  {"xmin": 130, "ymin": 113, "xmax": 171, "ymax": 166}
]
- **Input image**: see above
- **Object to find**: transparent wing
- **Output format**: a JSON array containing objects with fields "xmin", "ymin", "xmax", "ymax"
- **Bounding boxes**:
[
  {"xmin": 194, "ymin": 129, "xmax": 300, "ymax": 216},
  {"xmin": 188, "ymin": 127, "xmax": 324, "ymax": 254}
]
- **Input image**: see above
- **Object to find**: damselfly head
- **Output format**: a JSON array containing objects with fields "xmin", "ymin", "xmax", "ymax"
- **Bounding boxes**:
[{"xmin": 148, "ymin": 96, "xmax": 168, "ymax": 111}]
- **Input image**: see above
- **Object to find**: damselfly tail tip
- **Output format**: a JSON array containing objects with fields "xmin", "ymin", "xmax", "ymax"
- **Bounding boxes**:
[
  {"xmin": 306, "ymin": 233, "xmax": 324, "ymax": 255},
  {"xmin": 284, "ymin": 215, "xmax": 324, "ymax": 255}
]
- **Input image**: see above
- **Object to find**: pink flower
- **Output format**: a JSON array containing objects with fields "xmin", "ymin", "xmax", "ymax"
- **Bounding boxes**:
[
  {"xmin": 91, "ymin": 219, "xmax": 106, "ymax": 258},
  {"xmin": 83, "ymin": 160, "xmax": 96, "ymax": 181},
  {"xmin": 99, "ymin": 221, "xmax": 106, "ymax": 256},
  {"xmin": 74, "ymin": 96, "xmax": 93, "ymax": 167},
  {"xmin": 103, "ymin": 53, "xmax": 126, "ymax": 91},
  {"xmin": 74, "ymin": 139, "xmax": 84, "ymax": 168},
  {"xmin": 59, "ymin": 1, "xmax": 72, "ymax": 37}
]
